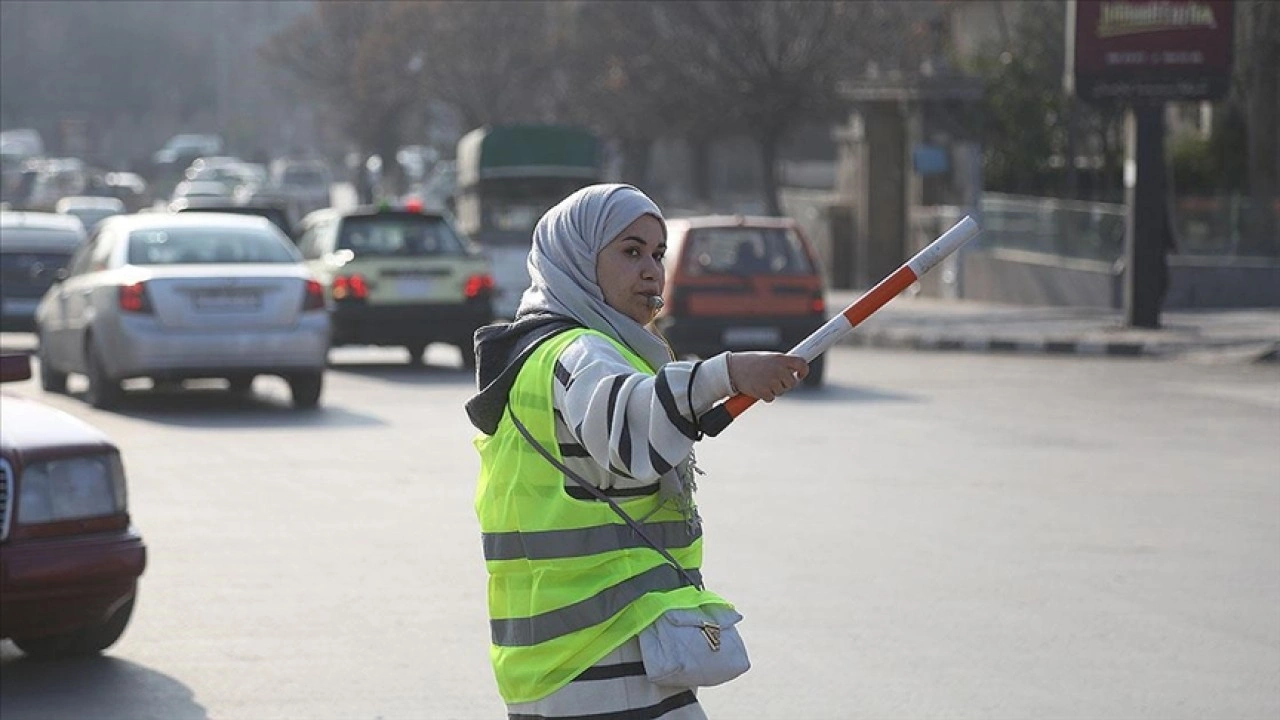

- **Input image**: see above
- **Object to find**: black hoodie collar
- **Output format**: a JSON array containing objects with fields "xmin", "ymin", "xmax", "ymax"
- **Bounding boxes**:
[{"xmin": 464, "ymin": 313, "xmax": 583, "ymax": 435}]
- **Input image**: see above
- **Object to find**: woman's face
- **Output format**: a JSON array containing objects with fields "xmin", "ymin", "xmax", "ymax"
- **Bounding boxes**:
[{"xmin": 595, "ymin": 213, "xmax": 666, "ymax": 325}]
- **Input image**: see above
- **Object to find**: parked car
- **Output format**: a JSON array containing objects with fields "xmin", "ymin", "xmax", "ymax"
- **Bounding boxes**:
[
  {"xmin": 295, "ymin": 204, "xmax": 494, "ymax": 366},
  {"xmin": 1, "ymin": 211, "xmax": 86, "ymax": 332},
  {"xmin": 34, "ymin": 213, "xmax": 330, "ymax": 409},
  {"xmin": 55, "ymin": 195, "xmax": 126, "ymax": 232},
  {"xmin": 656, "ymin": 215, "xmax": 828, "ymax": 387},
  {"xmin": 0, "ymin": 352, "xmax": 147, "ymax": 659}
]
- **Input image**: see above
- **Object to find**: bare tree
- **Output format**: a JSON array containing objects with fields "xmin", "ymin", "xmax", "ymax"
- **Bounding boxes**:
[
  {"xmin": 558, "ymin": 2, "xmax": 714, "ymax": 185},
  {"xmin": 0, "ymin": 1, "xmax": 215, "ymax": 158},
  {"xmin": 624, "ymin": 1, "xmax": 868, "ymax": 214},
  {"xmin": 419, "ymin": 1, "xmax": 566, "ymax": 129},
  {"xmin": 262, "ymin": 1, "xmax": 430, "ymax": 190}
]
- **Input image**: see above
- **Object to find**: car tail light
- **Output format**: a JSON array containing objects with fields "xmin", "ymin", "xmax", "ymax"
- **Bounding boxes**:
[
  {"xmin": 811, "ymin": 292, "xmax": 825, "ymax": 314},
  {"xmin": 464, "ymin": 273, "xmax": 494, "ymax": 299},
  {"xmin": 332, "ymin": 274, "xmax": 369, "ymax": 301},
  {"xmin": 118, "ymin": 281, "xmax": 153, "ymax": 313},
  {"xmin": 302, "ymin": 279, "xmax": 326, "ymax": 311}
]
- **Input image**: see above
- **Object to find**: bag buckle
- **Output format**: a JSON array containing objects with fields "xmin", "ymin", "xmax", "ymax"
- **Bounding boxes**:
[{"xmin": 700, "ymin": 621, "xmax": 722, "ymax": 652}]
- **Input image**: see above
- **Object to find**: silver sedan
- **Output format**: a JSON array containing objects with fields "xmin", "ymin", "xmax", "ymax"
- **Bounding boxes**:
[{"xmin": 34, "ymin": 213, "xmax": 330, "ymax": 409}]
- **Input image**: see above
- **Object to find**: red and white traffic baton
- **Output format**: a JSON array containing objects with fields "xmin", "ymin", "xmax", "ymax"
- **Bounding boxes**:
[{"xmin": 700, "ymin": 215, "xmax": 981, "ymax": 437}]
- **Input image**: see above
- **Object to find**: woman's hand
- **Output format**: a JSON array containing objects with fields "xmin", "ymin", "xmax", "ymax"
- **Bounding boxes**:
[{"xmin": 726, "ymin": 352, "xmax": 809, "ymax": 402}]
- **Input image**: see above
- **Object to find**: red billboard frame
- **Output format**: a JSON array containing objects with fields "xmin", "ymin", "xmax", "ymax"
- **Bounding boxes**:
[{"xmin": 1067, "ymin": 0, "xmax": 1235, "ymax": 102}]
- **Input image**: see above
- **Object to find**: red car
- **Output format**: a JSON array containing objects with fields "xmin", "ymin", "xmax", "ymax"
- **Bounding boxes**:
[
  {"xmin": 0, "ymin": 353, "xmax": 146, "ymax": 658},
  {"xmin": 656, "ymin": 215, "xmax": 828, "ymax": 387}
]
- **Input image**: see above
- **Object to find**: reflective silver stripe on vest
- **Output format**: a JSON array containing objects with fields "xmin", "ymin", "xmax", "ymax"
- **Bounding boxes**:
[
  {"xmin": 491, "ymin": 564, "xmax": 702, "ymax": 647},
  {"xmin": 483, "ymin": 521, "xmax": 702, "ymax": 562}
]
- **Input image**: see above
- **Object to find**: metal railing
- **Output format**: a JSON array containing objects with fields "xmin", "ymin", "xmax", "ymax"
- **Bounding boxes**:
[
  {"xmin": 979, "ymin": 193, "xmax": 1126, "ymax": 263},
  {"xmin": 979, "ymin": 192, "xmax": 1280, "ymax": 262}
]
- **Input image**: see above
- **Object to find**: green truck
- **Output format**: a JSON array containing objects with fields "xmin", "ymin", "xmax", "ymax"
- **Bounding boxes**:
[{"xmin": 453, "ymin": 125, "xmax": 602, "ymax": 317}]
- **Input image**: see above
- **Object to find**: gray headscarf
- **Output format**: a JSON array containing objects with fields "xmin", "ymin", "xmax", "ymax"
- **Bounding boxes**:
[{"xmin": 517, "ymin": 184, "xmax": 672, "ymax": 371}]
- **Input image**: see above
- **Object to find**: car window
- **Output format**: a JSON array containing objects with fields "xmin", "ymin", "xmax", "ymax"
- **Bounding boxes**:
[
  {"xmin": 0, "ymin": 227, "xmax": 82, "ymax": 251},
  {"xmin": 338, "ymin": 215, "xmax": 467, "ymax": 257},
  {"xmin": 282, "ymin": 168, "xmax": 328, "ymax": 186},
  {"xmin": 127, "ymin": 227, "xmax": 299, "ymax": 265},
  {"xmin": 178, "ymin": 207, "xmax": 292, "ymax": 237},
  {"xmin": 682, "ymin": 227, "xmax": 814, "ymax": 276},
  {"xmin": 0, "ymin": 248, "xmax": 74, "ymax": 277}
]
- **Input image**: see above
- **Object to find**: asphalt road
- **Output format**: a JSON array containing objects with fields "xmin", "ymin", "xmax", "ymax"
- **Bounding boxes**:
[{"xmin": 1, "ymin": 343, "xmax": 1278, "ymax": 720}]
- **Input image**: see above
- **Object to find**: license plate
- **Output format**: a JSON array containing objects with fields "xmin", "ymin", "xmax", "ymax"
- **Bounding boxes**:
[
  {"xmin": 723, "ymin": 327, "xmax": 781, "ymax": 347},
  {"xmin": 396, "ymin": 278, "xmax": 432, "ymax": 299},
  {"xmin": 193, "ymin": 290, "xmax": 260, "ymax": 312}
]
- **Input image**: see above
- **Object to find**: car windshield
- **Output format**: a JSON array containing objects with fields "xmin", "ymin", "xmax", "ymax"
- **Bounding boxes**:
[
  {"xmin": 179, "ymin": 207, "xmax": 292, "ymax": 236},
  {"xmin": 682, "ymin": 227, "xmax": 814, "ymax": 276},
  {"xmin": 338, "ymin": 214, "xmax": 468, "ymax": 257},
  {"xmin": 282, "ymin": 168, "xmax": 327, "ymax": 186},
  {"xmin": 66, "ymin": 209, "xmax": 119, "ymax": 229},
  {"xmin": 128, "ymin": 227, "xmax": 298, "ymax": 265},
  {"xmin": 0, "ymin": 227, "xmax": 82, "ymax": 251},
  {"xmin": 1, "ymin": 250, "xmax": 73, "ymax": 272}
]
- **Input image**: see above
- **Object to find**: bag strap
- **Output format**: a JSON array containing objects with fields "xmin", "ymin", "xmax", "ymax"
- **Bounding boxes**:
[{"xmin": 509, "ymin": 410, "xmax": 704, "ymax": 591}]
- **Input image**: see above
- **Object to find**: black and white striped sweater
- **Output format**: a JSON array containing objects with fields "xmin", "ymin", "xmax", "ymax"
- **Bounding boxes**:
[
  {"xmin": 551, "ymin": 333, "xmax": 733, "ymax": 496},
  {"xmin": 466, "ymin": 316, "xmax": 734, "ymax": 494}
]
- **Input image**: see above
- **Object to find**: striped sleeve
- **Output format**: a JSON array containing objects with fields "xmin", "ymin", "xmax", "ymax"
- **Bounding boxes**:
[{"xmin": 551, "ymin": 334, "xmax": 734, "ymax": 488}]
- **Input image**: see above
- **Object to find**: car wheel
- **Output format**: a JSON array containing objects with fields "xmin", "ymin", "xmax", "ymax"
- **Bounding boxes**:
[
  {"xmin": 802, "ymin": 354, "xmax": 825, "ymax": 389},
  {"xmin": 37, "ymin": 333, "xmax": 68, "ymax": 393},
  {"xmin": 227, "ymin": 374, "xmax": 255, "ymax": 396},
  {"xmin": 84, "ymin": 337, "xmax": 123, "ymax": 409},
  {"xmin": 287, "ymin": 371, "xmax": 323, "ymax": 409},
  {"xmin": 12, "ymin": 596, "xmax": 136, "ymax": 660},
  {"xmin": 405, "ymin": 343, "xmax": 427, "ymax": 365}
]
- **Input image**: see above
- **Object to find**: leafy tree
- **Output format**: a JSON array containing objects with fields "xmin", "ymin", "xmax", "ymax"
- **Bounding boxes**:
[
  {"xmin": 965, "ymin": 0, "xmax": 1127, "ymax": 200},
  {"xmin": 984, "ymin": 2, "xmax": 1130, "ymax": 199}
]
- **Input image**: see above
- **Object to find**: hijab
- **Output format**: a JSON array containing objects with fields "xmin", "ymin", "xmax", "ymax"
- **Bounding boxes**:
[{"xmin": 516, "ymin": 183, "xmax": 672, "ymax": 371}]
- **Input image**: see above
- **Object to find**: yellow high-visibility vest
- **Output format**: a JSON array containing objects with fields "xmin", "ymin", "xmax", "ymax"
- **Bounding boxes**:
[{"xmin": 474, "ymin": 327, "xmax": 731, "ymax": 703}]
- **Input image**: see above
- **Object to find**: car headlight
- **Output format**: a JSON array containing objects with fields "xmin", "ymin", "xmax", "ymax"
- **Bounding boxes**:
[{"xmin": 18, "ymin": 454, "xmax": 127, "ymax": 524}]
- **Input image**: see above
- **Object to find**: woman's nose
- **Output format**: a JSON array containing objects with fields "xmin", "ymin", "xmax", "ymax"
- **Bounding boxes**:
[{"xmin": 642, "ymin": 256, "xmax": 661, "ymax": 279}]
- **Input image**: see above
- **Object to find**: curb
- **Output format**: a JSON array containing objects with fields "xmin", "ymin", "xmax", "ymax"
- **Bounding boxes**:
[{"xmin": 841, "ymin": 330, "xmax": 1279, "ymax": 361}]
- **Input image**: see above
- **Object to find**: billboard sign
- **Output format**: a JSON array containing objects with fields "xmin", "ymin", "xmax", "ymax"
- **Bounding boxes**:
[{"xmin": 1067, "ymin": 0, "xmax": 1235, "ymax": 102}]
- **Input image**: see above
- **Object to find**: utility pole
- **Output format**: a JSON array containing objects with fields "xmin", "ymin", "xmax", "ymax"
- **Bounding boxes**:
[
  {"xmin": 1123, "ymin": 105, "xmax": 1169, "ymax": 328},
  {"xmin": 1066, "ymin": 0, "xmax": 1235, "ymax": 328}
]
